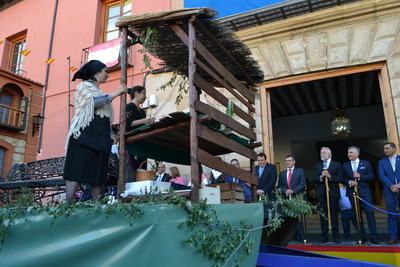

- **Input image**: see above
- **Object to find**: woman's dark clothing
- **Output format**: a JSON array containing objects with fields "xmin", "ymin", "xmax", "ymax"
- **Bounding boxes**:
[
  {"xmin": 125, "ymin": 102, "xmax": 147, "ymax": 181},
  {"xmin": 126, "ymin": 102, "xmax": 146, "ymax": 132},
  {"xmin": 63, "ymin": 115, "xmax": 112, "ymax": 184}
]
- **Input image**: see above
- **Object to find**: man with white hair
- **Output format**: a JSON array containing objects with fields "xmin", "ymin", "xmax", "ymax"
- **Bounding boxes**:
[{"xmin": 314, "ymin": 147, "xmax": 344, "ymax": 243}]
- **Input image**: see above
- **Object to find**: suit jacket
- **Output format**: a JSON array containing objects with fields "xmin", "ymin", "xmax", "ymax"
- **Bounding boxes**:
[
  {"xmin": 278, "ymin": 167, "xmax": 306, "ymax": 195},
  {"xmin": 313, "ymin": 160, "xmax": 343, "ymax": 198},
  {"xmin": 378, "ymin": 155, "xmax": 400, "ymax": 189},
  {"xmin": 342, "ymin": 159, "xmax": 374, "ymax": 198},
  {"xmin": 255, "ymin": 163, "xmax": 277, "ymax": 198},
  {"xmin": 155, "ymin": 173, "xmax": 171, "ymax": 182}
]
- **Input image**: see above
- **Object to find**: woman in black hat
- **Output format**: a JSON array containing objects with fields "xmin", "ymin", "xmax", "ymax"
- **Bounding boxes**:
[{"xmin": 63, "ymin": 60, "xmax": 126, "ymax": 203}]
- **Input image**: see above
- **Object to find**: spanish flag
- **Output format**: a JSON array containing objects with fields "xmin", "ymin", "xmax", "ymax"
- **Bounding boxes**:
[
  {"xmin": 45, "ymin": 58, "xmax": 55, "ymax": 64},
  {"xmin": 21, "ymin": 49, "xmax": 31, "ymax": 56}
]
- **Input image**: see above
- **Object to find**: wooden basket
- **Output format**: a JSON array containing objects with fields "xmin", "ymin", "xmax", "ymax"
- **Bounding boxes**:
[{"xmin": 136, "ymin": 161, "xmax": 156, "ymax": 181}]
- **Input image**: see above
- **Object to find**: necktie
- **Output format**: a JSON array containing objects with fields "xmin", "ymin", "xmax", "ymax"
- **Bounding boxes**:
[{"xmin": 287, "ymin": 168, "xmax": 292, "ymax": 189}]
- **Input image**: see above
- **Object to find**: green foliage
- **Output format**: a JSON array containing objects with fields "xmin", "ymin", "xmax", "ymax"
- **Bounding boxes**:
[
  {"xmin": 181, "ymin": 200, "xmax": 254, "ymax": 267},
  {"xmin": 139, "ymin": 27, "xmax": 159, "ymax": 71},
  {"xmin": 260, "ymin": 192, "xmax": 317, "ymax": 234},
  {"xmin": 157, "ymin": 69, "xmax": 189, "ymax": 105},
  {"xmin": 139, "ymin": 26, "xmax": 189, "ymax": 105},
  {"xmin": 0, "ymin": 189, "xmax": 255, "ymax": 267}
]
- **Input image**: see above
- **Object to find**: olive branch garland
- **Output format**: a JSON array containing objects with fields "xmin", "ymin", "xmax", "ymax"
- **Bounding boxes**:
[{"xmin": 0, "ymin": 189, "xmax": 255, "ymax": 267}]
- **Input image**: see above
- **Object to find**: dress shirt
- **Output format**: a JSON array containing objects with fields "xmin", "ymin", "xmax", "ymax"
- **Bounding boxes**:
[
  {"xmin": 351, "ymin": 159, "xmax": 360, "ymax": 173},
  {"xmin": 258, "ymin": 166, "xmax": 265, "ymax": 178},
  {"xmin": 389, "ymin": 155, "xmax": 397, "ymax": 172}
]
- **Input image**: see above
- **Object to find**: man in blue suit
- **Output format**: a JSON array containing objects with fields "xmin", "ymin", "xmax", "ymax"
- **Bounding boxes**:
[
  {"xmin": 255, "ymin": 152, "xmax": 277, "ymax": 200},
  {"xmin": 378, "ymin": 142, "xmax": 400, "ymax": 244},
  {"xmin": 225, "ymin": 159, "xmax": 252, "ymax": 202},
  {"xmin": 343, "ymin": 146, "xmax": 378, "ymax": 244},
  {"xmin": 314, "ymin": 147, "xmax": 344, "ymax": 243}
]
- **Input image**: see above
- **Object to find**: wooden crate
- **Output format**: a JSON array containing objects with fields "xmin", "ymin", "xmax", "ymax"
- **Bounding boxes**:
[{"xmin": 207, "ymin": 183, "xmax": 244, "ymax": 203}]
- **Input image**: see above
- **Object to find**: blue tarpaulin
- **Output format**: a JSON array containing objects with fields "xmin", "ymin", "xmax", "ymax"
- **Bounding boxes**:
[{"xmin": 184, "ymin": 0, "xmax": 288, "ymax": 18}]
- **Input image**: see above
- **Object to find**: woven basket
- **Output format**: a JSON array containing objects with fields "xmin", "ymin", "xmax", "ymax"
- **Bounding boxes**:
[{"xmin": 136, "ymin": 161, "xmax": 156, "ymax": 181}]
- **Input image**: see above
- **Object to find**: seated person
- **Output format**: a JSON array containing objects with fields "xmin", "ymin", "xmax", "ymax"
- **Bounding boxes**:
[
  {"xmin": 154, "ymin": 163, "xmax": 171, "ymax": 182},
  {"xmin": 169, "ymin": 166, "xmax": 186, "ymax": 185},
  {"xmin": 225, "ymin": 159, "xmax": 252, "ymax": 202},
  {"xmin": 339, "ymin": 183, "xmax": 358, "ymax": 241}
]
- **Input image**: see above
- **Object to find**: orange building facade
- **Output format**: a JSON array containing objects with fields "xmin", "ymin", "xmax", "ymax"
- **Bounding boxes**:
[
  {"xmin": 0, "ymin": 68, "xmax": 43, "ymax": 176},
  {"xmin": 0, "ymin": 0, "xmax": 183, "ymax": 163}
]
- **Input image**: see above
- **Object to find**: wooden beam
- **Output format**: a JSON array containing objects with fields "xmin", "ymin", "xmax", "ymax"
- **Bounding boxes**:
[
  {"xmin": 194, "ymin": 58, "xmax": 255, "ymax": 112},
  {"xmin": 195, "ymin": 100, "xmax": 256, "ymax": 140},
  {"xmin": 261, "ymin": 62, "xmax": 385, "ymax": 89},
  {"xmin": 197, "ymin": 148, "xmax": 258, "ymax": 185},
  {"xmin": 260, "ymin": 88, "xmax": 274, "ymax": 163},
  {"xmin": 194, "ymin": 20, "xmax": 255, "ymax": 85},
  {"xmin": 194, "ymin": 39, "xmax": 255, "ymax": 104},
  {"xmin": 118, "ymin": 27, "xmax": 128, "ymax": 196},
  {"xmin": 378, "ymin": 64, "xmax": 399, "ymax": 147},
  {"xmin": 193, "ymin": 74, "xmax": 256, "ymax": 127},
  {"xmin": 170, "ymin": 24, "xmax": 255, "ymax": 104},
  {"xmin": 197, "ymin": 124, "xmax": 257, "ymax": 160},
  {"xmin": 188, "ymin": 17, "xmax": 200, "ymax": 202},
  {"xmin": 126, "ymin": 121, "xmax": 188, "ymax": 143}
]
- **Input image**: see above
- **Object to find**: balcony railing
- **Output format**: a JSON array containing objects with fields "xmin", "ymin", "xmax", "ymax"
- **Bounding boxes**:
[{"xmin": 0, "ymin": 97, "xmax": 28, "ymax": 131}]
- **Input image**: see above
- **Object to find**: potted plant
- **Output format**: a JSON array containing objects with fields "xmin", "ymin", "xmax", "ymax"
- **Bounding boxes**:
[{"xmin": 260, "ymin": 192, "xmax": 317, "ymax": 246}]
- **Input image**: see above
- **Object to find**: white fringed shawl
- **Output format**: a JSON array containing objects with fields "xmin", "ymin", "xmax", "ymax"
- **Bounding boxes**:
[{"xmin": 65, "ymin": 81, "xmax": 113, "ymax": 149}]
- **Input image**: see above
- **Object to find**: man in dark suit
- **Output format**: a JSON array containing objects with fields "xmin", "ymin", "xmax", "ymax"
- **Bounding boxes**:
[
  {"xmin": 343, "ymin": 146, "xmax": 378, "ymax": 244},
  {"xmin": 278, "ymin": 154, "xmax": 306, "ymax": 198},
  {"xmin": 278, "ymin": 154, "xmax": 307, "ymax": 242},
  {"xmin": 378, "ymin": 142, "xmax": 400, "ymax": 244},
  {"xmin": 255, "ymin": 152, "xmax": 277, "ymax": 199},
  {"xmin": 155, "ymin": 163, "xmax": 171, "ymax": 182},
  {"xmin": 313, "ymin": 147, "xmax": 344, "ymax": 243},
  {"xmin": 225, "ymin": 159, "xmax": 252, "ymax": 202}
]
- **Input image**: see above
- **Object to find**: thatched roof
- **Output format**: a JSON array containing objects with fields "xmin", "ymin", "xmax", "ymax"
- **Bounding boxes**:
[{"xmin": 116, "ymin": 8, "xmax": 264, "ymax": 85}]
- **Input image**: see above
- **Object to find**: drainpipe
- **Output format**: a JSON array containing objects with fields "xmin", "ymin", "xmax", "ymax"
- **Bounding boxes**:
[{"xmin": 38, "ymin": 0, "xmax": 59, "ymax": 153}]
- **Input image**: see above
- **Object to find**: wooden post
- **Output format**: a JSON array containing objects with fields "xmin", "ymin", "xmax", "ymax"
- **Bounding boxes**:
[
  {"xmin": 260, "ymin": 87, "xmax": 274, "ymax": 163},
  {"xmin": 118, "ymin": 27, "xmax": 128, "ymax": 196},
  {"xmin": 188, "ymin": 16, "xmax": 199, "ymax": 202},
  {"xmin": 378, "ymin": 64, "xmax": 400, "ymax": 147}
]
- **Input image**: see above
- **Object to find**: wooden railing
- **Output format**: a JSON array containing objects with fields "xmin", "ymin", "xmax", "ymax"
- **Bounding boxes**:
[{"xmin": 0, "ymin": 101, "xmax": 27, "ymax": 130}]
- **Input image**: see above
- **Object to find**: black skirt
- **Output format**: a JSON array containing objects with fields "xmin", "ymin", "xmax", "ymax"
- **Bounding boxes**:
[{"xmin": 63, "ymin": 115, "xmax": 112, "ymax": 184}]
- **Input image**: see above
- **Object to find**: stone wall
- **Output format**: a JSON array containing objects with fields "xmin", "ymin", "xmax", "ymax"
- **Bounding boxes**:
[
  {"xmin": 234, "ymin": 0, "xmax": 400, "ymax": 147},
  {"xmin": 0, "ymin": 135, "xmax": 25, "ymax": 165}
]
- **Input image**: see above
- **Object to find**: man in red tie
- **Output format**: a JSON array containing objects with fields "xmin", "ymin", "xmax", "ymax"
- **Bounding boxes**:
[
  {"xmin": 278, "ymin": 154, "xmax": 307, "ymax": 243},
  {"xmin": 278, "ymin": 155, "xmax": 306, "ymax": 198}
]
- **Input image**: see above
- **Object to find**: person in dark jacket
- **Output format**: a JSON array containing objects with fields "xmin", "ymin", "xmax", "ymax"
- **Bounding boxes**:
[
  {"xmin": 255, "ymin": 152, "xmax": 277, "ymax": 200},
  {"xmin": 313, "ymin": 147, "xmax": 344, "ymax": 243}
]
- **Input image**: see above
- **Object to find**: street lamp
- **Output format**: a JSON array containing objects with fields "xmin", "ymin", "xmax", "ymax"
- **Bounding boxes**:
[{"xmin": 32, "ymin": 114, "xmax": 44, "ymax": 136}]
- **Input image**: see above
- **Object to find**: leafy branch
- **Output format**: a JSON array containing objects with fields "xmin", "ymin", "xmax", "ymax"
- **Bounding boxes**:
[
  {"xmin": 0, "ymin": 189, "xmax": 254, "ymax": 267},
  {"xmin": 260, "ymin": 192, "xmax": 317, "ymax": 234}
]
